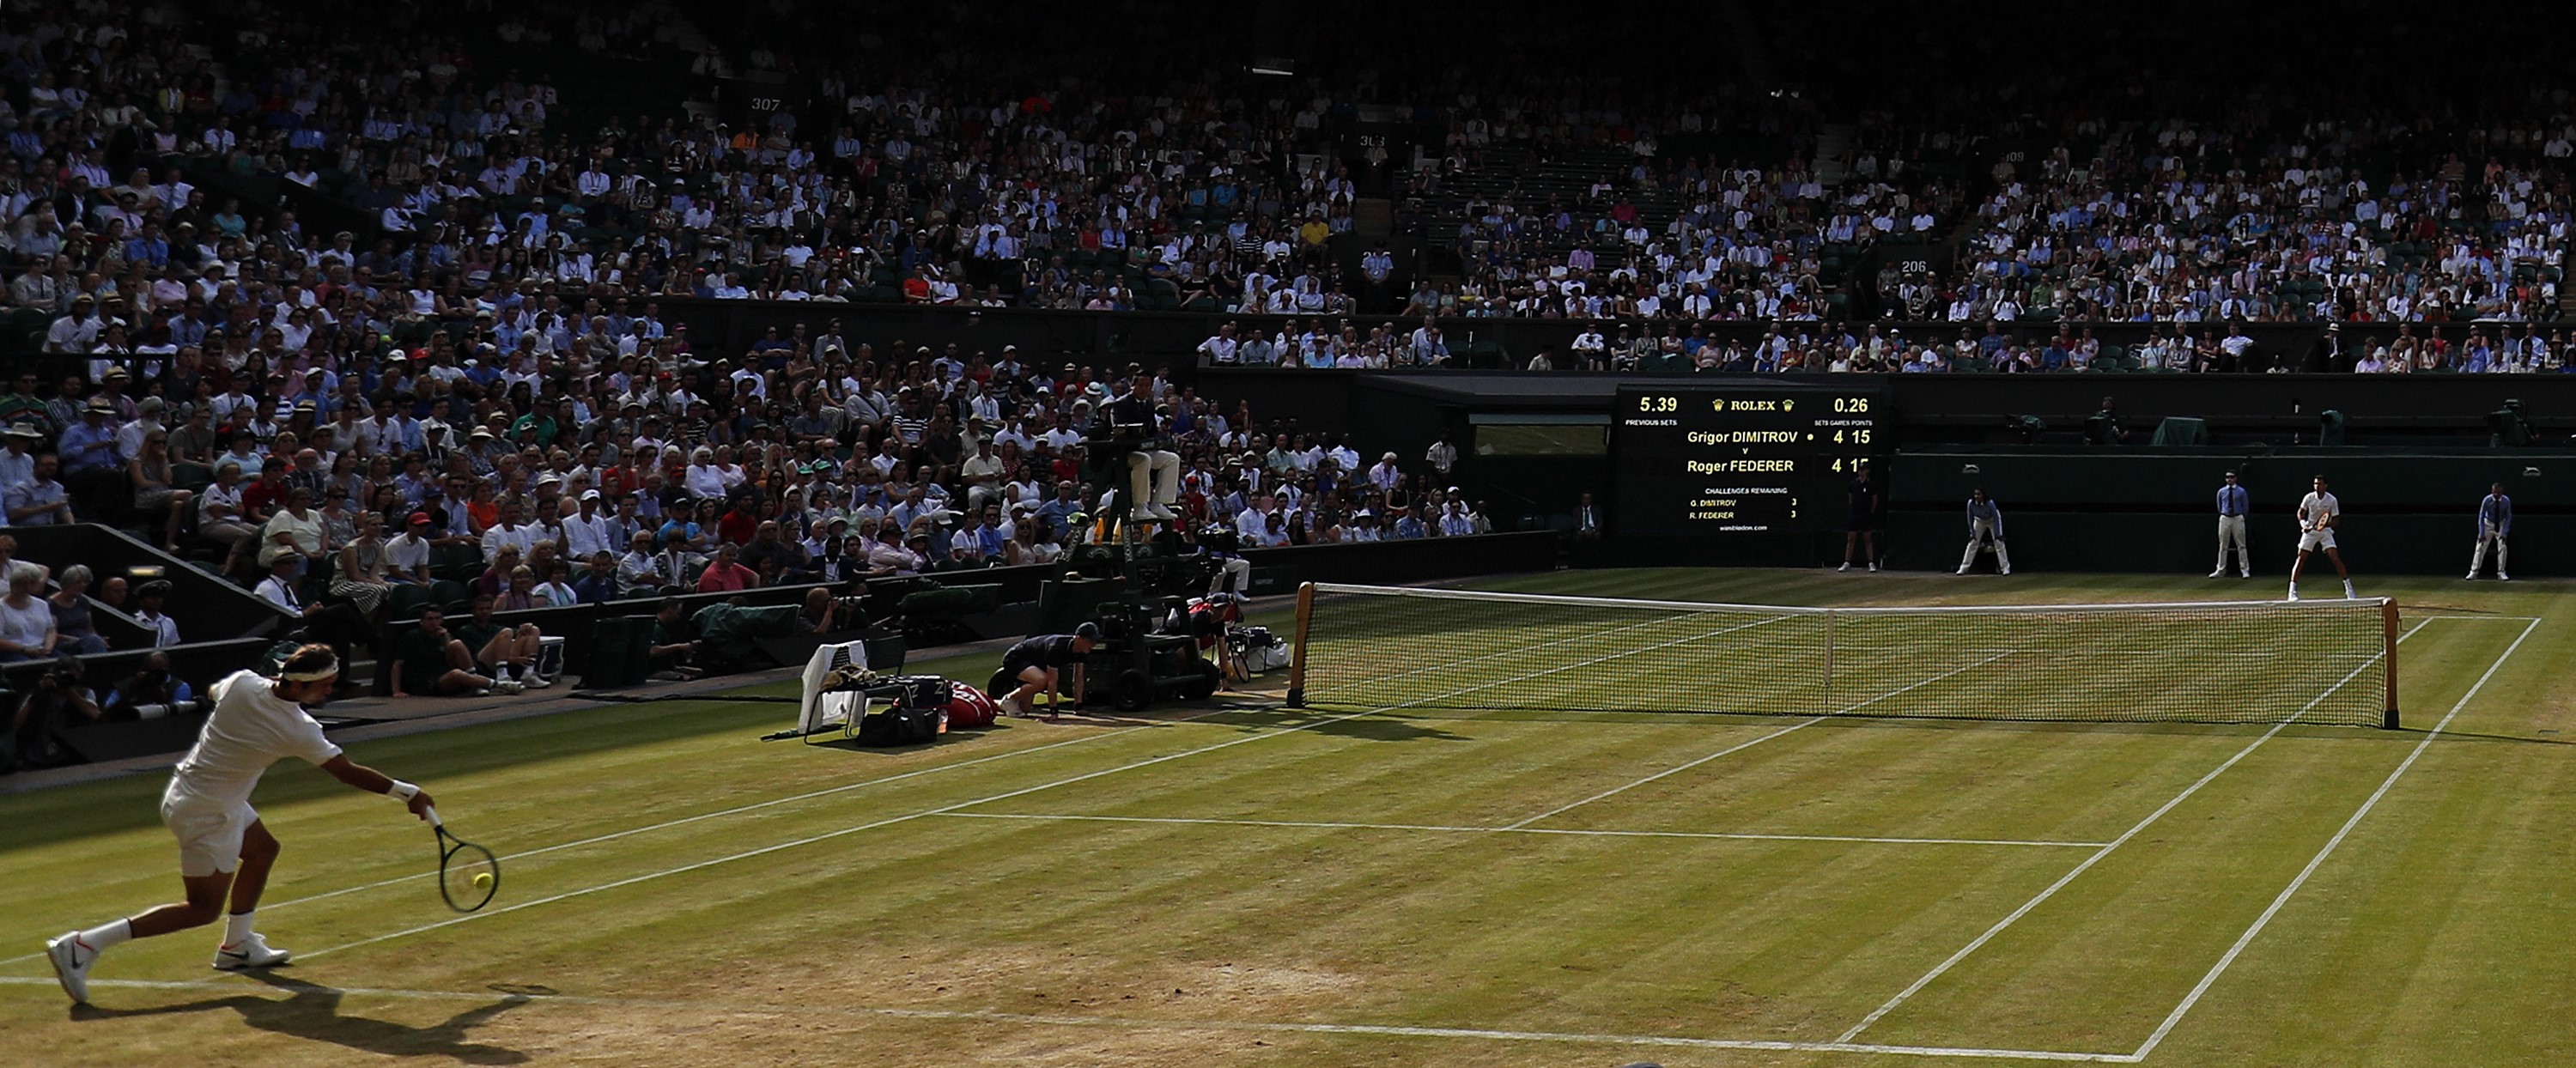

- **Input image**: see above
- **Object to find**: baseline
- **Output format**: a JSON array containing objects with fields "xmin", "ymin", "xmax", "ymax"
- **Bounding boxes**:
[{"xmin": 0, "ymin": 974, "xmax": 2134, "ymax": 1062}]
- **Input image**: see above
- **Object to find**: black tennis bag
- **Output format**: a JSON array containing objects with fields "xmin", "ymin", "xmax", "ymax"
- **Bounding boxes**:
[
  {"xmin": 854, "ymin": 675, "xmax": 952, "ymax": 746},
  {"xmin": 856, "ymin": 704, "xmax": 941, "ymax": 747}
]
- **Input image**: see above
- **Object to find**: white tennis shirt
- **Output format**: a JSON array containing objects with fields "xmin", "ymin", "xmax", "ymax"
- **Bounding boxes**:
[
  {"xmin": 2298, "ymin": 491, "xmax": 2340, "ymax": 529},
  {"xmin": 168, "ymin": 670, "xmax": 343, "ymax": 810}
]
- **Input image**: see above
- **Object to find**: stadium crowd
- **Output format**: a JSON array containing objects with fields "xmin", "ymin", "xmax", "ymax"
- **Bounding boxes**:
[{"xmin": 0, "ymin": 0, "xmax": 2572, "ymax": 684}]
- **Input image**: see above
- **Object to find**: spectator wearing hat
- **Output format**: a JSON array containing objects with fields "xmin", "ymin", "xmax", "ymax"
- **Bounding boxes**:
[
  {"xmin": 1, "ymin": 422, "xmax": 43, "ymax": 490},
  {"xmin": 58, "ymin": 396, "xmax": 126, "ymax": 518},
  {"xmin": 385, "ymin": 512, "xmax": 435, "ymax": 584},
  {"xmin": 132, "ymin": 580, "xmax": 181, "ymax": 647},
  {"xmin": 562, "ymin": 489, "xmax": 617, "ymax": 561}
]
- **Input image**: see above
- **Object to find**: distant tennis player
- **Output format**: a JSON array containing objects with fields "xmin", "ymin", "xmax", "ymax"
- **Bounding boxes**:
[
  {"xmin": 1955, "ymin": 488, "xmax": 2011, "ymax": 575},
  {"xmin": 45, "ymin": 644, "xmax": 436, "ymax": 1004},
  {"xmin": 994, "ymin": 622, "xmax": 1099, "ymax": 719},
  {"xmin": 2468, "ymin": 482, "xmax": 2511, "ymax": 581},
  {"xmin": 2287, "ymin": 475, "xmax": 2356, "ymax": 601}
]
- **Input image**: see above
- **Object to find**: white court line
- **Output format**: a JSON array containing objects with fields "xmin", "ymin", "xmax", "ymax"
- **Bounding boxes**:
[
  {"xmin": 937, "ymin": 810, "xmax": 2111, "ymax": 848},
  {"xmin": 0, "ymin": 975, "xmax": 2132, "ymax": 1062},
  {"xmin": 289, "ymin": 624, "xmax": 1773, "ymax": 962},
  {"xmin": 1502, "ymin": 649, "xmax": 2020, "ymax": 830},
  {"xmin": 1832, "ymin": 616, "xmax": 2433, "ymax": 1046},
  {"xmin": 2127, "ymin": 615, "xmax": 2542, "ymax": 1062},
  {"xmin": 0, "ymin": 707, "xmax": 1244, "ymax": 972}
]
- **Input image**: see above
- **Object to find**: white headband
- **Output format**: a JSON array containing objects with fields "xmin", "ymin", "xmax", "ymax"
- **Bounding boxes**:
[{"xmin": 280, "ymin": 660, "xmax": 340, "ymax": 683}]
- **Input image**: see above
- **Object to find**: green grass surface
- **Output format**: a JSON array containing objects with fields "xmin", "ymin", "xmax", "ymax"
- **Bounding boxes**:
[{"xmin": 1, "ymin": 568, "xmax": 2569, "ymax": 1066}]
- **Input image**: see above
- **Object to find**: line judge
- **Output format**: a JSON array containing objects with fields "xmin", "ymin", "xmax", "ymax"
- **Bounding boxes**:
[{"xmin": 2211, "ymin": 470, "xmax": 2251, "ymax": 578}]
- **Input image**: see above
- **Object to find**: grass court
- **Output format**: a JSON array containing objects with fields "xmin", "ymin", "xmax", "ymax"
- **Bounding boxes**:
[{"xmin": 1, "ymin": 567, "xmax": 2568, "ymax": 1066}]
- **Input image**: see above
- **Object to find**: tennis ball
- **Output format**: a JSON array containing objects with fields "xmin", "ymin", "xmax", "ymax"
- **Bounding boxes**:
[{"xmin": 472, "ymin": 872, "xmax": 495, "ymax": 891}]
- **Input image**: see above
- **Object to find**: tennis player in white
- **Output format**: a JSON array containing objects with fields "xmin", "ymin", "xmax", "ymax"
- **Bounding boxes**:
[
  {"xmin": 2287, "ymin": 475, "xmax": 2357, "ymax": 601},
  {"xmin": 44, "ymin": 644, "xmax": 436, "ymax": 1004}
]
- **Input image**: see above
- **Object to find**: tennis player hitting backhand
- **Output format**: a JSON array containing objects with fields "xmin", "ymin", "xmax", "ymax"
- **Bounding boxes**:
[
  {"xmin": 2287, "ymin": 476, "xmax": 2358, "ymax": 602},
  {"xmin": 45, "ymin": 644, "xmax": 436, "ymax": 1004}
]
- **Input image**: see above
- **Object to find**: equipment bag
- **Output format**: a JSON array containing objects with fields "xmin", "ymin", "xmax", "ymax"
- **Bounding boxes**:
[
  {"xmin": 943, "ymin": 682, "xmax": 1000, "ymax": 729},
  {"xmin": 1230, "ymin": 626, "xmax": 1291, "ymax": 672},
  {"xmin": 855, "ymin": 704, "xmax": 943, "ymax": 747}
]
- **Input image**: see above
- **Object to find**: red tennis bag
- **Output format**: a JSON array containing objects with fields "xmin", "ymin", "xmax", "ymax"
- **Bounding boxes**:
[{"xmin": 944, "ymin": 681, "xmax": 1000, "ymax": 729}]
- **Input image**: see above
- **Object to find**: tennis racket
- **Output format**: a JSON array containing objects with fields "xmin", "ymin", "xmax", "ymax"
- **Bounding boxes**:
[{"xmin": 424, "ymin": 806, "xmax": 500, "ymax": 913}]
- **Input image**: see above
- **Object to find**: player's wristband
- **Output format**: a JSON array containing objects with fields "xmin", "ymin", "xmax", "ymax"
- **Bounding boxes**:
[{"xmin": 386, "ymin": 780, "xmax": 421, "ymax": 802}]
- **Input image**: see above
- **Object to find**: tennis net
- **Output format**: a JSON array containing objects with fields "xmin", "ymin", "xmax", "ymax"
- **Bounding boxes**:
[{"xmin": 1285, "ymin": 584, "xmax": 2400, "ymax": 728}]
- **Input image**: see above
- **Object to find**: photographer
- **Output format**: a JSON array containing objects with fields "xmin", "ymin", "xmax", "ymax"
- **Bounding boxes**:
[
  {"xmin": 10, "ymin": 664, "xmax": 100, "ymax": 768},
  {"xmin": 103, "ymin": 651, "xmax": 198, "ymax": 720}
]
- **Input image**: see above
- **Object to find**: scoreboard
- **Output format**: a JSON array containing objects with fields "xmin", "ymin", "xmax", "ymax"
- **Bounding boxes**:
[{"xmin": 1610, "ymin": 385, "xmax": 1887, "ymax": 536}]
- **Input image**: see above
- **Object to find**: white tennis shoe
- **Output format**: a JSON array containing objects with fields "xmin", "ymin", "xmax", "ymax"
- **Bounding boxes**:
[
  {"xmin": 492, "ymin": 678, "xmax": 524, "ymax": 695},
  {"xmin": 213, "ymin": 932, "xmax": 290, "ymax": 971},
  {"xmin": 2499, "ymin": 571, "xmax": 2510, "ymax": 581},
  {"xmin": 2209, "ymin": 568, "xmax": 2227, "ymax": 578},
  {"xmin": 45, "ymin": 931, "xmax": 97, "ymax": 1003}
]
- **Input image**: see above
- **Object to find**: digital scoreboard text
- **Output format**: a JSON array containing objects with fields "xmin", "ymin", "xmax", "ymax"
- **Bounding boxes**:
[{"xmin": 1610, "ymin": 386, "xmax": 1888, "ymax": 535}]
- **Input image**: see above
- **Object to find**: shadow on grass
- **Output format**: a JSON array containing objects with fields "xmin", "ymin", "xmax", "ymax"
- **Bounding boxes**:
[{"xmin": 70, "ymin": 970, "xmax": 528, "ymax": 1064}]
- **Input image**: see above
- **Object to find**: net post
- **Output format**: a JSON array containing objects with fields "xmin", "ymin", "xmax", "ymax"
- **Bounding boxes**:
[
  {"xmin": 1285, "ymin": 581, "xmax": 1315, "ymax": 707},
  {"xmin": 2379, "ymin": 598, "xmax": 2401, "ymax": 729}
]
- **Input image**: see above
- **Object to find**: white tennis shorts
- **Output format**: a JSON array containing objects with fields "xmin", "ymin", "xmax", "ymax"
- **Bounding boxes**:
[
  {"xmin": 2298, "ymin": 528, "xmax": 2338, "ymax": 552},
  {"xmin": 162, "ymin": 786, "xmax": 257, "ymax": 877}
]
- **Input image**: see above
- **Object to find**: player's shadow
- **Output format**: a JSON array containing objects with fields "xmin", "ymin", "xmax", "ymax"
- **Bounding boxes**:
[{"xmin": 71, "ymin": 970, "xmax": 529, "ymax": 1065}]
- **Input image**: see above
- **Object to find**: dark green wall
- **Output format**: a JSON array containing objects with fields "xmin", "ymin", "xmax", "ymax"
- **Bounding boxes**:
[{"xmin": 1886, "ymin": 449, "xmax": 2576, "ymax": 575}]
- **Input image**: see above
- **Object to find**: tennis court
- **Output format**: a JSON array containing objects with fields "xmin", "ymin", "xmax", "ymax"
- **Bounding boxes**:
[{"xmin": 2, "ymin": 569, "xmax": 2567, "ymax": 1066}]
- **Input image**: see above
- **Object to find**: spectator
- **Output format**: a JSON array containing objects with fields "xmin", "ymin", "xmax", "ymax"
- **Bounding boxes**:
[
  {"xmin": 0, "ymin": 561, "xmax": 61, "ymax": 662},
  {"xmin": 257, "ymin": 487, "xmax": 331, "ymax": 574},
  {"xmin": 697, "ymin": 542, "xmax": 760, "ymax": 592},
  {"xmin": 126, "ymin": 428, "xmax": 197, "ymax": 551},
  {"xmin": 330, "ymin": 512, "xmax": 395, "ymax": 620},
  {"xmin": 385, "ymin": 513, "xmax": 435, "ymax": 585},
  {"xmin": 5, "ymin": 453, "xmax": 74, "ymax": 526},
  {"xmin": 453, "ymin": 594, "xmax": 547, "ymax": 690},
  {"xmin": 48, "ymin": 564, "xmax": 110, "ymax": 656},
  {"xmin": 392, "ymin": 606, "xmax": 503, "ymax": 697}
]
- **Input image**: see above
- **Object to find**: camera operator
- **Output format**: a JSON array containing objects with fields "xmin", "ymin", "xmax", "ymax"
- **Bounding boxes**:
[
  {"xmin": 104, "ymin": 651, "xmax": 197, "ymax": 719},
  {"xmin": 10, "ymin": 664, "xmax": 100, "ymax": 768}
]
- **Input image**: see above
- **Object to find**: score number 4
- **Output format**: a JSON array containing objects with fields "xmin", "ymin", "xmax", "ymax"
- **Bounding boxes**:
[{"xmin": 1834, "ymin": 428, "xmax": 1873, "ymax": 444}]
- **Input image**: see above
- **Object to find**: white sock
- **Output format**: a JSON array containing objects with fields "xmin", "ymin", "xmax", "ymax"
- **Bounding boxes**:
[
  {"xmin": 79, "ymin": 919, "xmax": 134, "ymax": 951},
  {"xmin": 222, "ymin": 911, "xmax": 255, "ymax": 948}
]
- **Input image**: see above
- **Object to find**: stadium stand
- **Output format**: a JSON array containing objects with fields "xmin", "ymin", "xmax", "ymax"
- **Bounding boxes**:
[{"xmin": 0, "ymin": 0, "xmax": 2572, "ymax": 767}]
